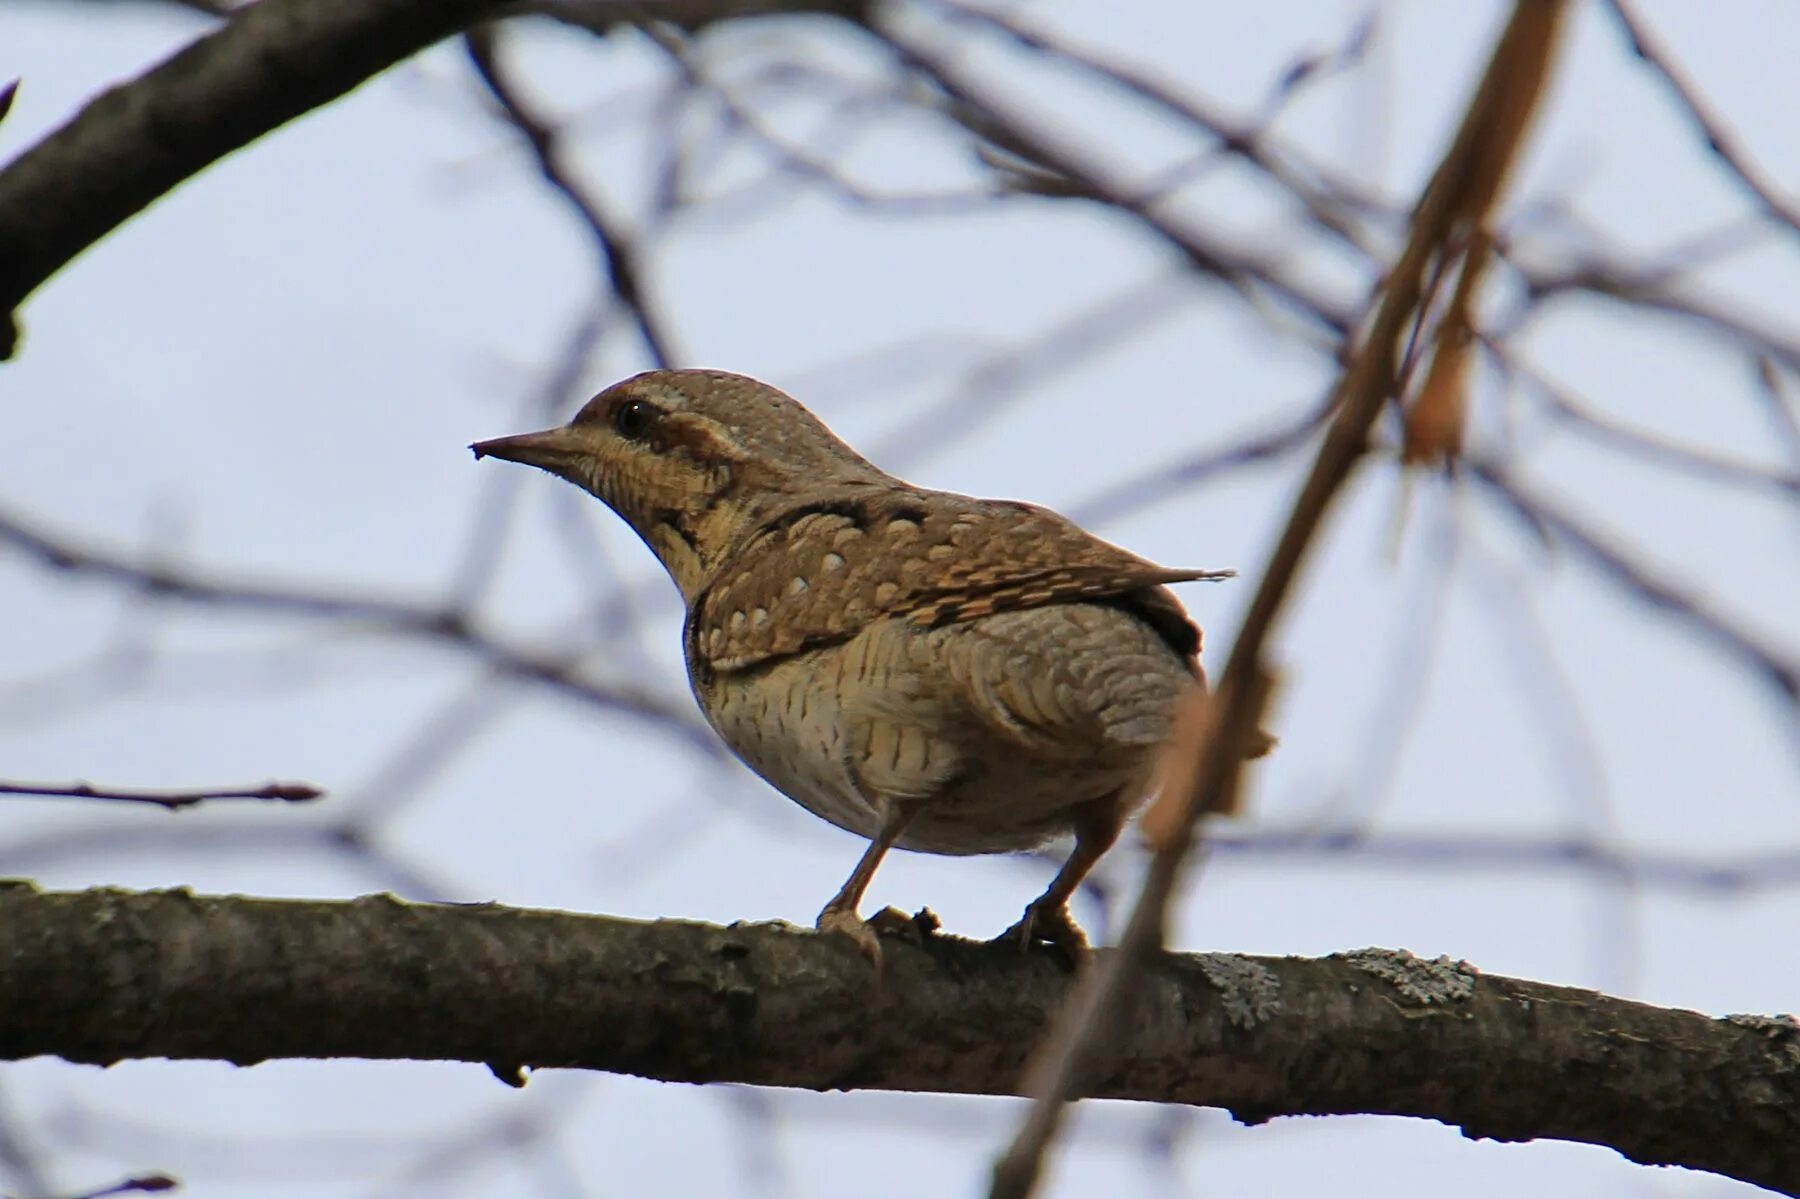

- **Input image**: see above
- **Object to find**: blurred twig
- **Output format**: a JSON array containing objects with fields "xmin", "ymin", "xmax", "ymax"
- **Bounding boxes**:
[
  {"xmin": 1757, "ymin": 358, "xmax": 1800, "ymax": 470},
  {"xmin": 864, "ymin": 13, "xmax": 1359, "ymax": 343},
  {"xmin": 0, "ymin": 506, "xmax": 713, "ymax": 751},
  {"xmin": 1601, "ymin": 0, "xmax": 1800, "ymax": 236},
  {"xmin": 31, "ymin": 1175, "xmax": 178, "ymax": 1199},
  {"xmin": 931, "ymin": 0, "xmax": 1390, "ymax": 255},
  {"xmin": 1467, "ymin": 457, "xmax": 1800, "ymax": 707},
  {"xmin": 1210, "ymin": 827, "xmax": 1800, "ymax": 895},
  {"xmin": 990, "ymin": 5, "xmax": 1571, "ymax": 1194},
  {"xmin": 1487, "ymin": 336, "xmax": 1800, "ymax": 498},
  {"xmin": 465, "ymin": 24, "xmax": 681, "ymax": 369},
  {"xmin": 1069, "ymin": 402, "xmax": 1331, "ymax": 528}
]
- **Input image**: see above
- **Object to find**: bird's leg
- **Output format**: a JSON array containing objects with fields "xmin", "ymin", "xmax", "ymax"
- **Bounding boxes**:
[
  {"xmin": 1000, "ymin": 796, "xmax": 1124, "ymax": 962},
  {"xmin": 816, "ymin": 802, "xmax": 914, "ymax": 965}
]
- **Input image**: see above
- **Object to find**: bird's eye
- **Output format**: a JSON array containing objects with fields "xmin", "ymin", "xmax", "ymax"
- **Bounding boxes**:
[{"xmin": 612, "ymin": 398, "xmax": 658, "ymax": 441}]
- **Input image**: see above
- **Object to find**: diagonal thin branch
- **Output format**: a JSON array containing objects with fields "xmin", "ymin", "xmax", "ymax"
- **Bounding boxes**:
[
  {"xmin": 990, "ymin": 5, "xmax": 1572, "ymax": 1195},
  {"xmin": 465, "ymin": 25, "xmax": 681, "ymax": 369},
  {"xmin": 864, "ymin": 13, "xmax": 1358, "ymax": 343},
  {"xmin": 1600, "ymin": 0, "xmax": 1800, "ymax": 237},
  {"xmin": 1466, "ymin": 456, "xmax": 1800, "ymax": 707},
  {"xmin": 929, "ymin": 0, "xmax": 1389, "ymax": 256},
  {"xmin": 1487, "ymin": 335, "xmax": 1800, "ymax": 498}
]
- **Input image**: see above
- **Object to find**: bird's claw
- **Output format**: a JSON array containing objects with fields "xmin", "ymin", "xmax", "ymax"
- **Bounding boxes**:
[
  {"xmin": 816, "ymin": 904, "xmax": 881, "ymax": 958},
  {"xmin": 997, "ymin": 901, "xmax": 1091, "ymax": 967},
  {"xmin": 816, "ymin": 904, "xmax": 942, "ymax": 980}
]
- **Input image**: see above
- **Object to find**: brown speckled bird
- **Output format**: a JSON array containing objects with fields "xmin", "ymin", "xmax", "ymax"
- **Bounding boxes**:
[{"xmin": 472, "ymin": 369, "xmax": 1262, "ymax": 960}]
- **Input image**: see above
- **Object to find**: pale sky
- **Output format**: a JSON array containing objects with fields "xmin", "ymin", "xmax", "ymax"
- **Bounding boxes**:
[{"xmin": 3, "ymin": 2, "xmax": 1798, "ymax": 1197}]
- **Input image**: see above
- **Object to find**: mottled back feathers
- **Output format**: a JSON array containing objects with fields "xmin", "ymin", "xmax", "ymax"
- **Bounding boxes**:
[{"xmin": 689, "ymin": 486, "xmax": 1229, "ymax": 675}]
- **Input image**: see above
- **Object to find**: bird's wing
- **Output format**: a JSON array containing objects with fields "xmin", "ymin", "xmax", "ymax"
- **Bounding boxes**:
[{"xmin": 690, "ymin": 489, "xmax": 1228, "ymax": 675}]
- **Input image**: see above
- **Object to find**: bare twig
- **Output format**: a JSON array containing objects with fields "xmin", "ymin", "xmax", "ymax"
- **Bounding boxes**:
[
  {"xmin": 509, "ymin": 0, "xmax": 864, "ymax": 35},
  {"xmin": 0, "ymin": 506, "xmax": 713, "ymax": 751},
  {"xmin": 1506, "ymin": 250, "xmax": 1800, "ymax": 374},
  {"xmin": 1402, "ymin": 227, "xmax": 1490, "ymax": 465},
  {"xmin": 646, "ymin": 33, "xmax": 1001, "ymax": 215},
  {"xmin": 1601, "ymin": 0, "xmax": 1800, "ymax": 237},
  {"xmin": 0, "ymin": 780, "xmax": 321, "ymax": 810},
  {"xmin": 929, "ymin": 0, "xmax": 1389, "ymax": 255},
  {"xmin": 0, "ymin": 822, "xmax": 461, "ymax": 900},
  {"xmin": 1488, "ymin": 337, "xmax": 1800, "ymax": 498},
  {"xmin": 465, "ymin": 25, "xmax": 681, "ymax": 369},
  {"xmin": 449, "ymin": 305, "xmax": 609, "ymax": 612},
  {"xmin": 34, "ymin": 1173, "xmax": 178, "ymax": 1199},
  {"xmin": 1467, "ymin": 457, "xmax": 1800, "ymax": 706},
  {"xmin": 864, "ymin": 14, "xmax": 1359, "ymax": 342},
  {"xmin": 871, "ymin": 272, "xmax": 1200, "ymax": 472},
  {"xmin": 1208, "ymin": 827, "xmax": 1800, "ymax": 895},
  {"xmin": 1758, "ymin": 358, "xmax": 1800, "ymax": 470},
  {"xmin": 1068, "ymin": 404, "xmax": 1331, "ymax": 528}
]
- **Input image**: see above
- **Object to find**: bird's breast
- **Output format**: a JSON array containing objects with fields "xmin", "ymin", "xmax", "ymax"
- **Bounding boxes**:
[{"xmin": 690, "ymin": 606, "xmax": 1192, "ymax": 855}]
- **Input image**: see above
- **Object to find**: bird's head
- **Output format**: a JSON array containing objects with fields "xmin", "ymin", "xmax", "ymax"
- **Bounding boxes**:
[{"xmin": 471, "ymin": 369, "xmax": 881, "ymax": 598}]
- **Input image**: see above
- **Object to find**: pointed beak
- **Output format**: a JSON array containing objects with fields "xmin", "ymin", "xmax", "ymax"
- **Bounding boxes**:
[{"xmin": 469, "ymin": 427, "xmax": 586, "ymax": 476}]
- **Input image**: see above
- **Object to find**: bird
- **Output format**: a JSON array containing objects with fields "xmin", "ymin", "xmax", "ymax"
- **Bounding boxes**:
[{"xmin": 472, "ymin": 369, "xmax": 1266, "ymax": 962}]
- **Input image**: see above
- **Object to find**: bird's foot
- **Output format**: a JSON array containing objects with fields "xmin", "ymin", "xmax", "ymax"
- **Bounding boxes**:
[
  {"xmin": 996, "ymin": 901, "xmax": 1091, "ymax": 967},
  {"xmin": 816, "ymin": 904, "xmax": 940, "ymax": 978},
  {"xmin": 815, "ymin": 904, "xmax": 901, "ymax": 976},
  {"xmin": 816, "ymin": 904, "xmax": 880, "ymax": 958}
]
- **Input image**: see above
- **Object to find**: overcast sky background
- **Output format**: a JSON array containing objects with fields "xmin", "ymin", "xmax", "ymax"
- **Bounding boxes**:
[{"xmin": 3, "ymin": 1, "xmax": 1799, "ymax": 1196}]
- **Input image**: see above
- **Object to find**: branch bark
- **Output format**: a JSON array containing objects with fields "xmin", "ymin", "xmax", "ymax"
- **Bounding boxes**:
[{"xmin": 3, "ymin": 883, "xmax": 1797, "ymax": 1193}]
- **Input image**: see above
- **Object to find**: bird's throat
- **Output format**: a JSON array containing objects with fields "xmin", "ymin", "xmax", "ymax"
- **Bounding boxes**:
[{"xmin": 645, "ymin": 498, "xmax": 762, "ymax": 602}]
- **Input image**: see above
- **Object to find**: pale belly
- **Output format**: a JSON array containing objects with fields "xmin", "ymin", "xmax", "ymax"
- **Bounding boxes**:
[{"xmin": 692, "ymin": 606, "xmax": 1190, "ymax": 855}]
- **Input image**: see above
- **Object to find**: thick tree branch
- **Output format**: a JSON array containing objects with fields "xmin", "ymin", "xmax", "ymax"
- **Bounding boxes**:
[
  {"xmin": 2, "ymin": 884, "xmax": 1797, "ymax": 1194},
  {"xmin": 0, "ymin": 0, "xmax": 860, "ymax": 358},
  {"xmin": 0, "ymin": 0, "xmax": 501, "ymax": 357}
]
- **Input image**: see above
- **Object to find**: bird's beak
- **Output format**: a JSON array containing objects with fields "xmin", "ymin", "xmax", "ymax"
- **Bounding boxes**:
[{"xmin": 469, "ymin": 427, "xmax": 586, "ymax": 477}]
